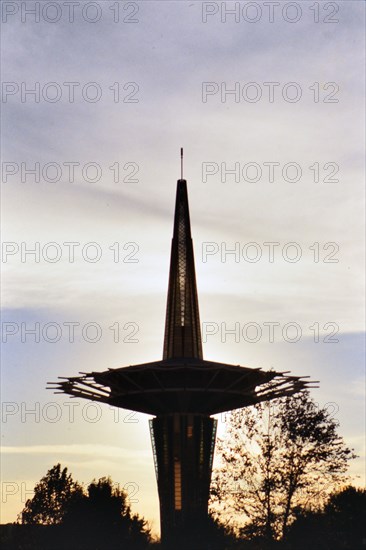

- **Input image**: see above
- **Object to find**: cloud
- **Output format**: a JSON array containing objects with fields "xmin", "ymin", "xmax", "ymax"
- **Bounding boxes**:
[{"xmin": 2, "ymin": 444, "xmax": 151, "ymax": 460}]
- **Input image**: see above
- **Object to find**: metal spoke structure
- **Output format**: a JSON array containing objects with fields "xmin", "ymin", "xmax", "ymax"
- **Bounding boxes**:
[{"xmin": 49, "ymin": 154, "xmax": 316, "ymax": 548}]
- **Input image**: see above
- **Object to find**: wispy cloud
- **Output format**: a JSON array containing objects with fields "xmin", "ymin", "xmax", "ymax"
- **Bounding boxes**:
[{"xmin": 2, "ymin": 444, "xmax": 151, "ymax": 459}]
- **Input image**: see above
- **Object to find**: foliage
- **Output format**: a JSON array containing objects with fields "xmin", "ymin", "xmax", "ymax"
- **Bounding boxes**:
[
  {"xmin": 18, "ymin": 464, "xmax": 151, "ymax": 549},
  {"xmin": 63, "ymin": 476, "xmax": 151, "ymax": 549},
  {"xmin": 20, "ymin": 464, "xmax": 83, "ymax": 525},
  {"xmin": 210, "ymin": 391, "xmax": 356, "ymax": 541},
  {"xmin": 285, "ymin": 486, "xmax": 366, "ymax": 550}
]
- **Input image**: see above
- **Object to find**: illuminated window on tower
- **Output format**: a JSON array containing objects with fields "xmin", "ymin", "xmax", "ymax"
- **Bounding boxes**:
[{"xmin": 174, "ymin": 460, "xmax": 182, "ymax": 510}]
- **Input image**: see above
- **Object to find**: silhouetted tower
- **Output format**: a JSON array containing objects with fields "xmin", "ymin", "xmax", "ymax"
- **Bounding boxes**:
[
  {"xmin": 49, "ymin": 150, "xmax": 315, "ymax": 549},
  {"xmin": 154, "ymin": 153, "xmax": 214, "ymax": 544}
]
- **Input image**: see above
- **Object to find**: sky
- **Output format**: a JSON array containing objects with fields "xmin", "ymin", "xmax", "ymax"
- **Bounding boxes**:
[{"xmin": 1, "ymin": 0, "xmax": 365, "ymax": 536}]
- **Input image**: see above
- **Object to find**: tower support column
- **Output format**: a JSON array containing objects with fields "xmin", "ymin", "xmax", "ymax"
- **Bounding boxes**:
[{"xmin": 150, "ymin": 414, "xmax": 217, "ymax": 548}]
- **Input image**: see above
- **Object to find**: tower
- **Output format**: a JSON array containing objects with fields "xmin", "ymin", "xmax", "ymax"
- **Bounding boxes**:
[{"xmin": 49, "ymin": 151, "xmax": 315, "ymax": 548}]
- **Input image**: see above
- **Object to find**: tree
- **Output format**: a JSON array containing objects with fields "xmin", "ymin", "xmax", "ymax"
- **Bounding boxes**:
[
  {"xmin": 64, "ymin": 477, "xmax": 131, "ymax": 528},
  {"xmin": 285, "ymin": 486, "xmax": 366, "ymax": 550},
  {"xmin": 210, "ymin": 391, "xmax": 356, "ymax": 543},
  {"xmin": 20, "ymin": 463, "xmax": 83, "ymax": 525},
  {"xmin": 18, "ymin": 464, "xmax": 151, "ymax": 549},
  {"xmin": 64, "ymin": 477, "xmax": 151, "ymax": 549}
]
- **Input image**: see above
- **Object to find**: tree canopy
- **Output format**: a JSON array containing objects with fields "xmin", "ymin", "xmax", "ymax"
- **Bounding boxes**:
[
  {"xmin": 18, "ymin": 464, "xmax": 151, "ymax": 549},
  {"xmin": 285, "ymin": 486, "xmax": 366, "ymax": 550},
  {"xmin": 21, "ymin": 464, "xmax": 83, "ymax": 526}
]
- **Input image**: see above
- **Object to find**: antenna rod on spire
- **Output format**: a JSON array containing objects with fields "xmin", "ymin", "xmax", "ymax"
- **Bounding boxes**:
[{"xmin": 180, "ymin": 147, "xmax": 183, "ymax": 180}]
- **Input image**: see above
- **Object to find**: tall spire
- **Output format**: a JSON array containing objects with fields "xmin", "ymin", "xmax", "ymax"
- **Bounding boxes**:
[{"xmin": 163, "ymin": 150, "xmax": 203, "ymax": 360}]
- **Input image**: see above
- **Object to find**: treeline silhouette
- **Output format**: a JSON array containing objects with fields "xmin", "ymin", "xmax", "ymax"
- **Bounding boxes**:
[
  {"xmin": 1, "ymin": 464, "xmax": 365, "ymax": 549},
  {"xmin": 2, "ymin": 464, "xmax": 151, "ymax": 550}
]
